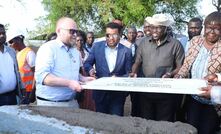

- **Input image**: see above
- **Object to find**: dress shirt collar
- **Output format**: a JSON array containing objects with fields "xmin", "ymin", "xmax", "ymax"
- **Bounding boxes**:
[
  {"xmin": 56, "ymin": 39, "xmax": 73, "ymax": 51},
  {"xmin": 2, "ymin": 43, "xmax": 9, "ymax": 53}
]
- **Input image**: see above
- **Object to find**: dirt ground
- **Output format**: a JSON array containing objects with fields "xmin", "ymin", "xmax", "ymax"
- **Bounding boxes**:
[{"xmin": 124, "ymin": 96, "xmax": 132, "ymax": 116}]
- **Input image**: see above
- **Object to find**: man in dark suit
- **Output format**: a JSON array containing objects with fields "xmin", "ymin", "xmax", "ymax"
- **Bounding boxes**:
[{"xmin": 84, "ymin": 22, "xmax": 132, "ymax": 116}]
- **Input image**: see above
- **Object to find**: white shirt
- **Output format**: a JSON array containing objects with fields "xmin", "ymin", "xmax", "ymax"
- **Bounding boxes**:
[
  {"xmin": 211, "ymin": 86, "xmax": 221, "ymax": 104},
  {"xmin": 35, "ymin": 39, "xmax": 82, "ymax": 101},
  {"xmin": 105, "ymin": 44, "xmax": 118, "ymax": 72},
  {"xmin": 0, "ymin": 47, "xmax": 16, "ymax": 93},
  {"xmin": 130, "ymin": 43, "xmax": 136, "ymax": 57},
  {"xmin": 191, "ymin": 45, "xmax": 210, "ymax": 79},
  {"xmin": 185, "ymin": 41, "xmax": 190, "ymax": 54}
]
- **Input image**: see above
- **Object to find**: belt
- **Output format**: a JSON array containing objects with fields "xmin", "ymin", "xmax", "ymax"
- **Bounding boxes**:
[
  {"xmin": 37, "ymin": 96, "xmax": 70, "ymax": 102},
  {"xmin": 0, "ymin": 90, "xmax": 16, "ymax": 97}
]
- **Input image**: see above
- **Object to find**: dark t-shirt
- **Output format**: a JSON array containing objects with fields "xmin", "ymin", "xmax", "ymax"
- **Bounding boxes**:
[{"xmin": 135, "ymin": 35, "xmax": 184, "ymax": 78}]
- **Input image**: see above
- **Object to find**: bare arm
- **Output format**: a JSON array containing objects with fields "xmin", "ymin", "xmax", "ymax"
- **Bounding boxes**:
[
  {"xmin": 129, "ymin": 62, "xmax": 141, "ymax": 77},
  {"xmin": 43, "ymin": 74, "xmax": 82, "ymax": 92},
  {"xmin": 162, "ymin": 66, "xmax": 182, "ymax": 78}
]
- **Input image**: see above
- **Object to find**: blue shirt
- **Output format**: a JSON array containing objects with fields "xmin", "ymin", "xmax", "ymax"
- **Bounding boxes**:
[
  {"xmin": 35, "ymin": 39, "xmax": 82, "ymax": 101},
  {"xmin": 0, "ymin": 45, "xmax": 17, "ymax": 93},
  {"xmin": 191, "ymin": 45, "xmax": 215, "ymax": 105},
  {"xmin": 211, "ymin": 86, "xmax": 221, "ymax": 104}
]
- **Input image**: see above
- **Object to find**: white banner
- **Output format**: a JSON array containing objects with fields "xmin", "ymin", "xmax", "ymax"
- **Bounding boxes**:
[{"xmin": 82, "ymin": 77, "xmax": 208, "ymax": 95}]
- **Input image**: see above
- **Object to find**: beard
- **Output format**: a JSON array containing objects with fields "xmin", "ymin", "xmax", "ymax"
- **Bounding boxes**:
[
  {"xmin": 0, "ymin": 37, "xmax": 6, "ymax": 45},
  {"xmin": 188, "ymin": 32, "xmax": 200, "ymax": 40}
]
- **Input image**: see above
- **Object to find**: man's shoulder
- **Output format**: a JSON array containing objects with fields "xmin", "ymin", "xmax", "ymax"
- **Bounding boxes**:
[
  {"xmin": 167, "ymin": 36, "xmax": 183, "ymax": 47},
  {"xmin": 119, "ymin": 43, "xmax": 130, "ymax": 50},
  {"xmin": 136, "ymin": 36, "xmax": 151, "ymax": 46},
  {"xmin": 171, "ymin": 37, "xmax": 181, "ymax": 44},
  {"xmin": 5, "ymin": 45, "xmax": 16, "ymax": 55},
  {"xmin": 38, "ymin": 40, "xmax": 58, "ymax": 51},
  {"xmin": 93, "ymin": 41, "xmax": 106, "ymax": 49},
  {"xmin": 94, "ymin": 40, "xmax": 105, "ymax": 45}
]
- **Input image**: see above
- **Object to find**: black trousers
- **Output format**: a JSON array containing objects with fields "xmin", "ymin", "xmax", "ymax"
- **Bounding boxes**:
[
  {"xmin": 130, "ymin": 92, "xmax": 141, "ymax": 117},
  {"xmin": 0, "ymin": 90, "xmax": 17, "ymax": 106},
  {"xmin": 186, "ymin": 97, "xmax": 220, "ymax": 134},
  {"xmin": 139, "ymin": 93, "xmax": 177, "ymax": 122},
  {"xmin": 95, "ymin": 94, "xmax": 126, "ymax": 116}
]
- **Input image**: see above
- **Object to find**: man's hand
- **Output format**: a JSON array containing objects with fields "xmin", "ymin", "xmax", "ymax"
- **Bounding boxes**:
[
  {"xmin": 162, "ymin": 72, "xmax": 172, "ymax": 78},
  {"xmin": 173, "ymin": 74, "xmax": 182, "ymax": 79},
  {"xmin": 204, "ymin": 74, "xmax": 218, "ymax": 83},
  {"xmin": 68, "ymin": 80, "xmax": 82, "ymax": 92},
  {"xmin": 129, "ymin": 72, "xmax": 137, "ymax": 78},
  {"xmin": 199, "ymin": 85, "xmax": 212, "ymax": 99},
  {"xmin": 89, "ymin": 69, "xmax": 96, "ymax": 77},
  {"xmin": 80, "ymin": 76, "xmax": 96, "ymax": 82}
]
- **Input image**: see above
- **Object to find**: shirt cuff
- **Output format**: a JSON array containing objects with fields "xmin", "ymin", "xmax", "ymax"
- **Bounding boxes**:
[
  {"xmin": 215, "ymin": 73, "xmax": 221, "ymax": 82},
  {"xmin": 211, "ymin": 86, "xmax": 221, "ymax": 104},
  {"xmin": 37, "ymin": 72, "xmax": 50, "ymax": 85}
]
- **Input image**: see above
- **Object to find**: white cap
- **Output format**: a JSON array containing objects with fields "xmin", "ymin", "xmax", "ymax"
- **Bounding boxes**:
[
  {"xmin": 144, "ymin": 16, "xmax": 152, "ymax": 23},
  {"xmin": 149, "ymin": 13, "xmax": 174, "ymax": 27},
  {"xmin": 7, "ymin": 30, "xmax": 24, "ymax": 42}
]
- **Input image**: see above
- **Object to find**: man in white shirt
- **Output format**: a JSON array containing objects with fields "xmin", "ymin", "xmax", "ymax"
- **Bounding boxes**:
[
  {"xmin": 0, "ymin": 24, "xmax": 23, "ymax": 106},
  {"xmin": 35, "ymin": 17, "xmax": 94, "ymax": 108}
]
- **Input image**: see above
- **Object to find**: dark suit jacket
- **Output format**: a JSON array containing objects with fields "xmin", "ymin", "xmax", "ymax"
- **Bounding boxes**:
[{"xmin": 84, "ymin": 41, "xmax": 132, "ymax": 102}]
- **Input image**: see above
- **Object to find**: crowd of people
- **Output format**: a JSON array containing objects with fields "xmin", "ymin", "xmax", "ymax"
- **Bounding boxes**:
[{"xmin": 0, "ymin": 11, "xmax": 221, "ymax": 134}]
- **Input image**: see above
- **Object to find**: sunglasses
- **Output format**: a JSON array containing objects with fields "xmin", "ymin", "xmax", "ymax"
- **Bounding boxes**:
[
  {"xmin": 61, "ymin": 28, "xmax": 77, "ymax": 35},
  {"xmin": 106, "ymin": 33, "xmax": 119, "ymax": 39}
]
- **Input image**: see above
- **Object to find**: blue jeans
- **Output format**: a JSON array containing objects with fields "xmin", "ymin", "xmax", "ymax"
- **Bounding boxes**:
[
  {"xmin": 0, "ymin": 90, "xmax": 17, "ymax": 106},
  {"xmin": 95, "ymin": 94, "xmax": 126, "ymax": 116}
]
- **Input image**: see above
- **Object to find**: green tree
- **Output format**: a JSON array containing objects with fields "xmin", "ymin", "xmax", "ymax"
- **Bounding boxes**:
[
  {"xmin": 212, "ymin": 0, "xmax": 221, "ymax": 12},
  {"xmin": 40, "ymin": 0, "xmax": 200, "ymax": 35}
]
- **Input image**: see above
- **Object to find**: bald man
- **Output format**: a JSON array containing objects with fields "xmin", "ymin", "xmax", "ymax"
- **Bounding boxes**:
[{"xmin": 35, "ymin": 17, "xmax": 94, "ymax": 108}]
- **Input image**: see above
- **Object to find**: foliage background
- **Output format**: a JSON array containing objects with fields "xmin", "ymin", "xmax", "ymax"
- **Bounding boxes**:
[{"xmin": 31, "ymin": 0, "xmax": 202, "ymax": 38}]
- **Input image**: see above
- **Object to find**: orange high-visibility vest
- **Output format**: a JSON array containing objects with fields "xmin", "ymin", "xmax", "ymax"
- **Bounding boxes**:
[{"xmin": 17, "ymin": 47, "xmax": 34, "ymax": 92}]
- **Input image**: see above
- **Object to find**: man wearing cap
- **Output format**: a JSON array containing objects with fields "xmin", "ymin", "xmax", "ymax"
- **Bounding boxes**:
[
  {"xmin": 8, "ymin": 34, "xmax": 36, "ymax": 104},
  {"xmin": 130, "ymin": 14, "xmax": 184, "ymax": 121},
  {"xmin": 35, "ymin": 17, "xmax": 94, "ymax": 108},
  {"xmin": 143, "ymin": 17, "xmax": 152, "ymax": 37},
  {"xmin": 136, "ymin": 16, "xmax": 152, "ymax": 46},
  {"xmin": 0, "ymin": 24, "xmax": 24, "ymax": 106}
]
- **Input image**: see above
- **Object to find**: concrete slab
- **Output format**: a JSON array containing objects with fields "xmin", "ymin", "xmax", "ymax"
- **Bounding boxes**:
[{"xmin": 0, "ymin": 106, "xmax": 197, "ymax": 134}]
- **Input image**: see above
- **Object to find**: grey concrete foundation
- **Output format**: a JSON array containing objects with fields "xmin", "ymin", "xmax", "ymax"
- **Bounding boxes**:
[{"xmin": 0, "ymin": 106, "xmax": 197, "ymax": 134}]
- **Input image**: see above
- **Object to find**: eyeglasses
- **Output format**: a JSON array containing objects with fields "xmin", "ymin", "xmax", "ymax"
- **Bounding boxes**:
[
  {"xmin": 106, "ymin": 33, "xmax": 119, "ymax": 39},
  {"xmin": 61, "ymin": 28, "xmax": 77, "ymax": 35},
  {"xmin": 205, "ymin": 27, "xmax": 220, "ymax": 34}
]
